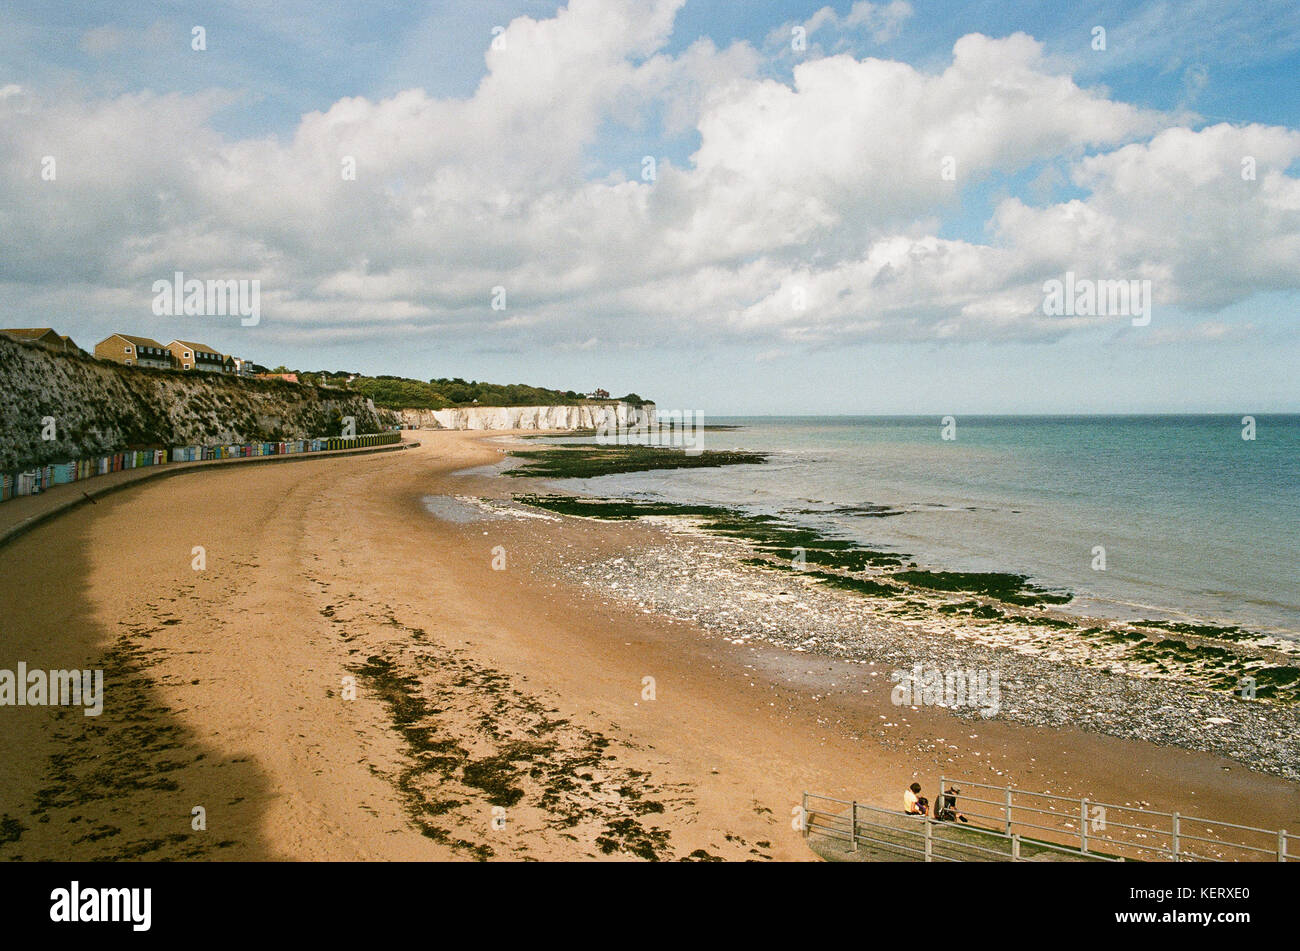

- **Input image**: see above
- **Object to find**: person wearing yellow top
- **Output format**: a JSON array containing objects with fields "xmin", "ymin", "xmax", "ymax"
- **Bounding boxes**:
[{"xmin": 904, "ymin": 782, "xmax": 926, "ymax": 815}]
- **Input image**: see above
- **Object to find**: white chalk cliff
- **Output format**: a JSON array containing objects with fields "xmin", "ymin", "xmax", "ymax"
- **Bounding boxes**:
[{"xmin": 395, "ymin": 402, "xmax": 655, "ymax": 431}]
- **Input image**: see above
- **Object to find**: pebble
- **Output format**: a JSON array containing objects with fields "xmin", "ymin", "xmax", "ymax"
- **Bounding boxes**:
[{"xmin": 546, "ymin": 532, "xmax": 1300, "ymax": 780}]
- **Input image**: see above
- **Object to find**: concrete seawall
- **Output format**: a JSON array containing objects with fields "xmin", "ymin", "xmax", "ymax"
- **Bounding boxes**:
[{"xmin": 0, "ymin": 440, "xmax": 417, "ymax": 550}]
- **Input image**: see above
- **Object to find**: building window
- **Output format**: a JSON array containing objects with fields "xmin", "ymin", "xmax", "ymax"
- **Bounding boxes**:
[{"xmin": 124, "ymin": 346, "xmax": 131, "ymax": 353}]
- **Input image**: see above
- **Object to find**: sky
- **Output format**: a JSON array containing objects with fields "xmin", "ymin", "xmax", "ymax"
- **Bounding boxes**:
[{"xmin": 1, "ymin": 0, "xmax": 1298, "ymax": 414}]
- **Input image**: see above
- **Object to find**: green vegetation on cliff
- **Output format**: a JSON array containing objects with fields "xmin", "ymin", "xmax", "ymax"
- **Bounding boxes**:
[
  {"xmin": 283, "ymin": 371, "xmax": 647, "ymax": 410},
  {"xmin": 352, "ymin": 376, "xmax": 588, "ymax": 410}
]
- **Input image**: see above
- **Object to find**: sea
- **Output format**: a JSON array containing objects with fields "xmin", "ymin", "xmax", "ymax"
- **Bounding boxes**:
[{"xmin": 535, "ymin": 415, "xmax": 1300, "ymax": 640}]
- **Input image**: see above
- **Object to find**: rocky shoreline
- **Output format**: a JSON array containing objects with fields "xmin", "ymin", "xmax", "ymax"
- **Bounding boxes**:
[{"xmin": 528, "ymin": 514, "xmax": 1300, "ymax": 782}]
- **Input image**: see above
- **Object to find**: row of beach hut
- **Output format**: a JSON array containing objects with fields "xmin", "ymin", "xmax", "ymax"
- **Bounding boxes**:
[{"xmin": 1, "ymin": 431, "xmax": 401, "ymax": 502}]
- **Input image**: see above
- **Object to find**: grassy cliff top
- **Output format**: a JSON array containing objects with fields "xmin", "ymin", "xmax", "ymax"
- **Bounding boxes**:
[{"xmin": 297, "ymin": 372, "xmax": 650, "ymax": 410}]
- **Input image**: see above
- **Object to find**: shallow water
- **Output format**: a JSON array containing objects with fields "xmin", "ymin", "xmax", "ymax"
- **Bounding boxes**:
[
  {"xmin": 421, "ymin": 495, "xmax": 493, "ymax": 522},
  {"xmin": 537, "ymin": 415, "xmax": 1300, "ymax": 639}
]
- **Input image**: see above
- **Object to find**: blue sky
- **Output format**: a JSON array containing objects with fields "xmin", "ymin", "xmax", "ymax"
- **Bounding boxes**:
[{"xmin": 2, "ymin": 0, "xmax": 1298, "ymax": 413}]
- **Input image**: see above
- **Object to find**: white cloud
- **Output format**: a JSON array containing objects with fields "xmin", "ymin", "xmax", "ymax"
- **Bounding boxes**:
[
  {"xmin": 837, "ymin": 1, "xmax": 914, "ymax": 43},
  {"xmin": 993, "ymin": 123, "xmax": 1300, "ymax": 310},
  {"xmin": 768, "ymin": 1, "xmax": 914, "ymax": 49},
  {"xmin": 0, "ymin": 2, "xmax": 1296, "ymax": 353}
]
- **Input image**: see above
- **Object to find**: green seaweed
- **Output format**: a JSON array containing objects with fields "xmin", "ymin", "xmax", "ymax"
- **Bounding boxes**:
[
  {"xmin": 805, "ymin": 570, "xmax": 900, "ymax": 598},
  {"xmin": 514, "ymin": 494, "xmax": 730, "ymax": 520},
  {"xmin": 506, "ymin": 445, "xmax": 768, "ymax": 479},
  {"xmin": 1243, "ymin": 665, "xmax": 1300, "ymax": 700},
  {"xmin": 743, "ymin": 558, "xmax": 901, "ymax": 597},
  {"xmin": 516, "ymin": 494, "xmax": 903, "ymax": 570},
  {"xmin": 891, "ymin": 569, "xmax": 1072, "ymax": 606},
  {"xmin": 516, "ymin": 494, "xmax": 1078, "ymax": 609},
  {"xmin": 1005, "ymin": 613, "xmax": 1073, "ymax": 628},
  {"xmin": 1131, "ymin": 620, "xmax": 1259, "ymax": 643}
]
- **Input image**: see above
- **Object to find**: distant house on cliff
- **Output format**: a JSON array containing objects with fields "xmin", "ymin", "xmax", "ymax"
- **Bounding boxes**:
[
  {"xmin": 166, "ymin": 340, "xmax": 229, "ymax": 373},
  {"xmin": 4, "ymin": 328, "xmax": 84, "ymax": 355},
  {"xmin": 586, "ymin": 388, "xmax": 610, "ymax": 400},
  {"xmin": 93, "ymin": 333, "xmax": 172, "ymax": 368}
]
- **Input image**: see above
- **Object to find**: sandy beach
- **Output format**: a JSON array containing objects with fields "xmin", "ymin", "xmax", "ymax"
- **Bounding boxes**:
[{"xmin": 0, "ymin": 431, "xmax": 1296, "ymax": 862}]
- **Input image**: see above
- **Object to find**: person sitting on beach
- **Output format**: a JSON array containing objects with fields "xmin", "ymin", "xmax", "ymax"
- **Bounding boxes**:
[
  {"xmin": 936, "ymin": 786, "xmax": 969, "ymax": 823},
  {"xmin": 903, "ymin": 782, "xmax": 927, "ymax": 816}
]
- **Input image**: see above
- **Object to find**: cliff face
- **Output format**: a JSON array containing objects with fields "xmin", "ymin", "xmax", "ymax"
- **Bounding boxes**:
[
  {"xmin": 0, "ymin": 335, "xmax": 389, "ymax": 472},
  {"xmin": 394, "ymin": 402, "xmax": 655, "ymax": 431}
]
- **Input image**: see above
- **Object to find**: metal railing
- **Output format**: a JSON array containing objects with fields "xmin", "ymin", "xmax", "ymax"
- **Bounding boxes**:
[
  {"xmin": 800, "ymin": 792, "xmax": 1116, "ymax": 863},
  {"xmin": 937, "ymin": 776, "xmax": 1292, "ymax": 862}
]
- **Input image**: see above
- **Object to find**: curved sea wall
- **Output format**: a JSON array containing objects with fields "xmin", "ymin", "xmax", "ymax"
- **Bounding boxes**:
[{"xmin": 395, "ymin": 402, "xmax": 655, "ymax": 431}]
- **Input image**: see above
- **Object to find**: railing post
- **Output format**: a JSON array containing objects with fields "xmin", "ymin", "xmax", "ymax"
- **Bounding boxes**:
[
  {"xmin": 850, "ymin": 801, "xmax": 858, "ymax": 852},
  {"xmin": 801, "ymin": 792, "xmax": 808, "ymax": 839},
  {"xmin": 1012, "ymin": 833, "xmax": 1021, "ymax": 861},
  {"xmin": 924, "ymin": 818, "xmax": 933, "ymax": 862},
  {"xmin": 1172, "ymin": 812, "xmax": 1181, "ymax": 862},
  {"xmin": 1280, "ymin": 830, "xmax": 1287, "ymax": 862},
  {"xmin": 1081, "ymin": 798, "xmax": 1089, "ymax": 853},
  {"xmin": 1004, "ymin": 787, "xmax": 1013, "ymax": 835}
]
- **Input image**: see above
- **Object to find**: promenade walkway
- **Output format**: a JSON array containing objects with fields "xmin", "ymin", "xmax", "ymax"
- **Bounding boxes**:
[{"xmin": 0, "ymin": 435, "xmax": 418, "ymax": 548}]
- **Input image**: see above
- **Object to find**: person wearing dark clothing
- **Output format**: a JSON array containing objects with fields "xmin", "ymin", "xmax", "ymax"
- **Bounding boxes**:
[{"xmin": 936, "ymin": 786, "xmax": 968, "ymax": 823}]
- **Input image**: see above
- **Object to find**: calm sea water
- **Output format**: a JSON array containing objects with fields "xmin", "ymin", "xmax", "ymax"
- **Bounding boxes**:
[{"xmin": 542, "ymin": 415, "xmax": 1300, "ymax": 639}]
